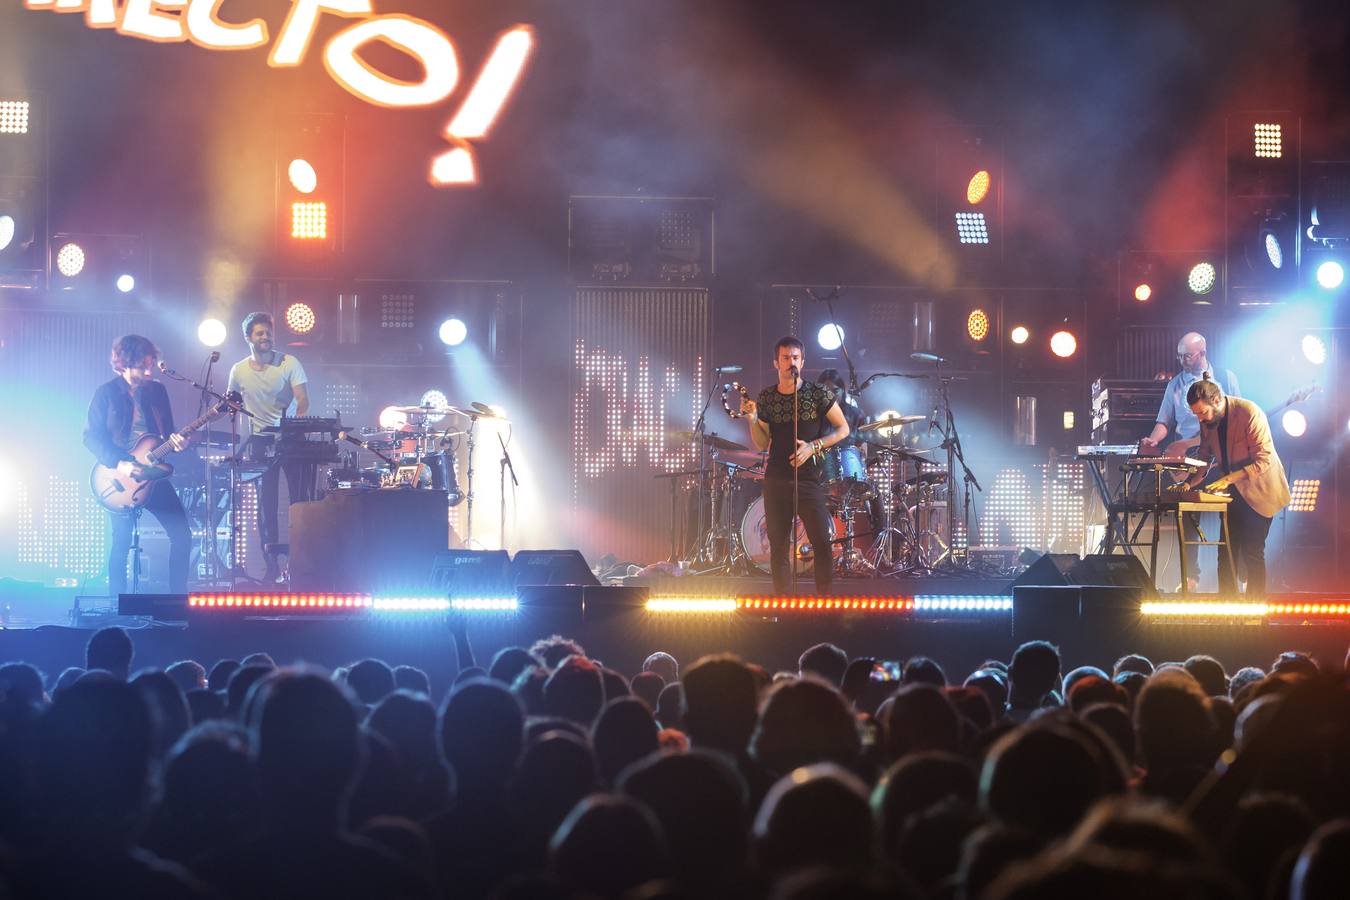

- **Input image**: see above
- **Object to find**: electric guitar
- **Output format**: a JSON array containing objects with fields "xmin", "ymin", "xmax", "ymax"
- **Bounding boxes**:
[
  {"xmin": 1162, "ymin": 384, "xmax": 1320, "ymax": 481},
  {"xmin": 89, "ymin": 392, "xmax": 241, "ymax": 512}
]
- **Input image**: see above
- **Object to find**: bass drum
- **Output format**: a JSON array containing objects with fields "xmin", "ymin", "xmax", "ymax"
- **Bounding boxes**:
[{"xmin": 740, "ymin": 495, "xmax": 836, "ymax": 576}]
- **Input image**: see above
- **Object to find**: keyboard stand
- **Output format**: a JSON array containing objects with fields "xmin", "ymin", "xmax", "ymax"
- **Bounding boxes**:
[{"xmin": 1175, "ymin": 500, "xmax": 1238, "ymax": 596}]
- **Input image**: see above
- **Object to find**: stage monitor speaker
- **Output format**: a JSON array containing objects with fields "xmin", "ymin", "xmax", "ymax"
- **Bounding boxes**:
[
  {"xmin": 1069, "ymin": 554, "xmax": 1157, "ymax": 598},
  {"xmin": 118, "ymin": 593, "xmax": 188, "ymax": 621},
  {"xmin": 511, "ymin": 550, "xmax": 600, "ymax": 586},
  {"xmin": 430, "ymin": 550, "xmax": 512, "ymax": 596},
  {"xmin": 1010, "ymin": 553, "xmax": 1080, "ymax": 590}
]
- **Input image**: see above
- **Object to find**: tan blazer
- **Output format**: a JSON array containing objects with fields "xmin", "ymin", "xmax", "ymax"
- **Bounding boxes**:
[{"xmin": 1195, "ymin": 396, "xmax": 1291, "ymax": 518}]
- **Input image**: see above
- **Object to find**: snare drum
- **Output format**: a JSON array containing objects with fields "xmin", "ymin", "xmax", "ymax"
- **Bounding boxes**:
[{"xmin": 740, "ymin": 495, "xmax": 836, "ymax": 575}]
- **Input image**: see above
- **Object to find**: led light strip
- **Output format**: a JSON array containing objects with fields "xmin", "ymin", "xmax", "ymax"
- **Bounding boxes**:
[
  {"xmin": 914, "ymin": 595, "xmax": 1013, "ymax": 611},
  {"xmin": 188, "ymin": 593, "xmax": 372, "ymax": 609},
  {"xmin": 645, "ymin": 597, "xmax": 739, "ymax": 613}
]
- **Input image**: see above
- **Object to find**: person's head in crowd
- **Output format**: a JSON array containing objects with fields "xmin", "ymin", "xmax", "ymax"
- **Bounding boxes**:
[
  {"xmin": 1272, "ymin": 651, "xmax": 1319, "ymax": 678},
  {"xmin": 367, "ymin": 689, "xmax": 446, "ymax": 810},
  {"xmin": 1220, "ymin": 792, "xmax": 1317, "ymax": 900},
  {"xmin": 130, "ymin": 668, "xmax": 191, "ymax": 759},
  {"xmin": 619, "ymin": 750, "xmax": 750, "ymax": 893},
  {"xmin": 894, "ymin": 796, "xmax": 981, "ymax": 894},
  {"xmin": 511, "ymin": 730, "xmax": 600, "ymax": 862},
  {"xmin": 768, "ymin": 867, "xmax": 903, "ymax": 900},
  {"xmin": 185, "ymin": 687, "xmax": 225, "ymax": 724},
  {"xmin": 1068, "ymin": 675, "xmax": 1128, "ymax": 712},
  {"xmin": 542, "ymin": 655, "xmax": 605, "ymax": 725},
  {"xmin": 883, "ymin": 682, "xmax": 961, "ymax": 759},
  {"xmin": 241, "ymin": 652, "xmax": 276, "ymax": 670},
  {"xmin": 511, "ymin": 665, "xmax": 549, "ymax": 715},
  {"xmin": 85, "ymin": 626, "xmax": 134, "ymax": 680},
  {"xmin": 0, "ymin": 662, "xmax": 46, "ymax": 709},
  {"xmin": 1064, "ymin": 665, "xmax": 1109, "ymax": 697},
  {"xmin": 593, "ymin": 697, "xmax": 659, "ymax": 785},
  {"xmin": 872, "ymin": 751, "xmax": 977, "ymax": 856},
  {"xmin": 454, "ymin": 666, "xmax": 488, "ymax": 686},
  {"xmin": 947, "ymin": 685, "xmax": 995, "ymax": 732},
  {"xmin": 147, "ymin": 721, "xmax": 260, "ymax": 863},
  {"xmin": 550, "ymin": 794, "xmax": 669, "ymax": 898},
  {"xmin": 1064, "ymin": 796, "xmax": 1209, "ymax": 865},
  {"xmin": 1184, "ymin": 654, "xmax": 1229, "ymax": 697},
  {"xmin": 754, "ymin": 763, "xmax": 874, "ymax": 879},
  {"xmin": 1007, "ymin": 641, "xmax": 1062, "ymax": 711},
  {"xmin": 657, "ymin": 727, "xmax": 688, "ymax": 752},
  {"xmin": 346, "ymin": 658, "xmax": 396, "ymax": 706},
  {"xmin": 439, "ymin": 678, "xmax": 523, "ymax": 800},
  {"xmin": 964, "ymin": 667, "xmax": 1008, "ymax": 716},
  {"xmin": 1209, "ymin": 695, "xmax": 1237, "ymax": 749},
  {"xmin": 347, "ymin": 726, "xmax": 400, "ymax": 828},
  {"xmin": 1234, "ymin": 693, "xmax": 1282, "ymax": 752},
  {"xmin": 681, "ymin": 654, "xmax": 758, "ymax": 756},
  {"xmin": 52, "ymin": 666, "xmax": 85, "ymax": 699},
  {"xmin": 1113, "ymin": 670, "xmax": 1147, "ymax": 705},
  {"xmin": 392, "ymin": 665, "xmax": 430, "ymax": 696},
  {"xmin": 524, "ymin": 715, "xmax": 587, "ymax": 745},
  {"xmin": 1290, "ymin": 819, "xmax": 1350, "ymax": 900},
  {"xmin": 981, "ymin": 724, "xmax": 1111, "ymax": 837},
  {"xmin": 208, "ymin": 659, "xmax": 239, "ymax": 693},
  {"xmin": 530, "ymin": 634, "xmax": 587, "ymax": 670},
  {"xmin": 1229, "ymin": 665, "xmax": 1265, "ymax": 700},
  {"xmin": 654, "ymin": 681, "xmax": 683, "ymax": 730},
  {"xmin": 798, "ymin": 642, "xmax": 848, "ymax": 686},
  {"xmin": 902, "ymin": 655, "xmax": 947, "ymax": 687},
  {"xmin": 164, "ymin": 660, "xmax": 206, "ymax": 694},
  {"xmin": 630, "ymin": 670, "xmax": 665, "ymax": 711},
  {"xmin": 1113, "ymin": 654, "xmax": 1154, "ymax": 678},
  {"xmin": 1082, "ymin": 702, "xmax": 1136, "ymax": 765},
  {"xmin": 600, "ymin": 667, "xmax": 631, "ymax": 702},
  {"xmin": 982, "ymin": 842, "xmax": 1230, "ymax": 900},
  {"xmin": 489, "ymin": 646, "xmax": 542, "ymax": 686},
  {"xmin": 751, "ymin": 677, "xmax": 861, "ymax": 777},
  {"xmin": 358, "ymin": 816, "xmax": 436, "ymax": 886},
  {"xmin": 1134, "ymin": 668, "xmax": 1218, "ymax": 798},
  {"xmin": 643, "ymin": 651, "xmax": 679, "ymax": 685},
  {"xmin": 225, "ymin": 663, "xmax": 273, "ymax": 721},
  {"xmin": 957, "ymin": 824, "xmax": 1044, "ymax": 900},
  {"xmin": 252, "ymin": 668, "xmax": 362, "ymax": 826},
  {"xmin": 35, "ymin": 678, "xmax": 152, "ymax": 844}
]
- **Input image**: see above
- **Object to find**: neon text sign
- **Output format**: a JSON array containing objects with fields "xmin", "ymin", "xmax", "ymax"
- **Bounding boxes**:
[{"xmin": 23, "ymin": 0, "xmax": 535, "ymax": 185}]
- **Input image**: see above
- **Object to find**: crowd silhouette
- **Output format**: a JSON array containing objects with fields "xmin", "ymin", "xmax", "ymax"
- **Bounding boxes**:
[{"xmin": 0, "ymin": 626, "xmax": 1348, "ymax": 899}]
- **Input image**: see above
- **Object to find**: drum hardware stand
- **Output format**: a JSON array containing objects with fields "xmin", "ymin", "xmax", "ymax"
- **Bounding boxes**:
[
  {"xmin": 692, "ymin": 458, "xmax": 757, "ymax": 575},
  {"xmin": 912, "ymin": 354, "xmax": 982, "ymax": 571},
  {"xmin": 127, "ymin": 507, "xmax": 145, "ymax": 593},
  {"xmin": 498, "ymin": 430, "xmax": 518, "ymax": 551},
  {"xmin": 691, "ymin": 364, "xmax": 740, "ymax": 565}
]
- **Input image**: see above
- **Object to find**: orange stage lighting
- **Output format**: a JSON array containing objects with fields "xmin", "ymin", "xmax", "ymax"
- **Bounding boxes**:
[
  {"xmin": 1050, "ymin": 330, "xmax": 1077, "ymax": 358},
  {"xmin": 1134, "ymin": 283, "xmax": 1152, "ymax": 302},
  {"xmin": 966, "ymin": 309, "xmax": 990, "ymax": 341},
  {"xmin": 966, "ymin": 169, "xmax": 991, "ymax": 205},
  {"xmin": 285, "ymin": 302, "xmax": 316, "ymax": 334},
  {"xmin": 290, "ymin": 201, "xmax": 328, "ymax": 239}
]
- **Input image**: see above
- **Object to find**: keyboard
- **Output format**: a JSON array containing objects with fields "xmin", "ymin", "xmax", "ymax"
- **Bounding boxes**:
[
  {"xmin": 1122, "ymin": 455, "xmax": 1207, "ymax": 471},
  {"xmin": 1172, "ymin": 490, "xmax": 1232, "ymax": 504},
  {"xmin": 1076, "ymin": 442, "xmax": 1157, "ymax": 459}
]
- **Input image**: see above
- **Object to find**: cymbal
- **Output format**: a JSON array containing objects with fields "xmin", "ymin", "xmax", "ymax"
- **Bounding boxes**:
[
  {"xmin": 668, "ymin": 430, "xmax": 749, "ymax": 452},
  {"xmin": 861, "ymin": 439, "xmax": 926, "ymax": 457},
  {"xmin": 717, "ymin": 448, "xmax": 767, "ymax": 468},
  {"xmin": 390, "ymin": 405, "xmax": 464, "ymax": 416},
  {"xmin": 858, "ymin": 414, "xmax": 926, "ymax": 433},
  {"xmin": 904, "ymin": 471, "xmax": 949, "ymax": 486},
  {"xmin": 467, "ymin": 402, "xmax": 509, "ymax": 421}
]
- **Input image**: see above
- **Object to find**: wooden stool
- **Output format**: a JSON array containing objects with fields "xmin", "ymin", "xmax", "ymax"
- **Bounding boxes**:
[{"xmin": 1174, "ymin": 501, "xmax": 1238, "ymax": 595}]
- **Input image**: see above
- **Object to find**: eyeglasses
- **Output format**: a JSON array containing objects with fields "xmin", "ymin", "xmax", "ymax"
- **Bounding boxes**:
[{"xmin": 1177, "ymin": 350, "xmax": 1202, "ymax": 361}]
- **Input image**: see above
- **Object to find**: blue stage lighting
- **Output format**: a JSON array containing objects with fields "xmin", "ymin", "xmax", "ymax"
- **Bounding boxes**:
[
  {"xmin": 0, "ymin": 214, "xmax": 14, "ymax": 252},
  {"xmin": 438, "ymin": 317, "xmax": 468, "ymax": 346},
  {"xmin": 1264, "ymin": 232, "xmax": 1283, "ymax": 269},
  {"xmin": 116, "ymin": 274, "xmax": 135, "ymax": 293},
  {"xmin": 1301, "ymin": 335, "xmax": 1327, "ymax": 365},
  {"xmin": 817, "ymin": 323, "xmax": 844, "ymax": 351},
  {"xmin": 1316, "ymin": 260, "xmax": 1344, "ymax": 289}
]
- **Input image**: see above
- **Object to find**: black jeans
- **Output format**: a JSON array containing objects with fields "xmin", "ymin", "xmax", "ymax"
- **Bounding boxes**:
[
  {"xmin": 1219, "ymin": 490, "xmax": 1273, "ymax": 597},
  {"xmin": 250, "ymin": 436, "xmax": 315, "ymax": 553},
  {"xmin": 108, "ymin": 479, "xmax": 191, "ymax": 595},
  {"xmin": 761, "ymin": 477, "xmax": 833, "ymax": 594}
]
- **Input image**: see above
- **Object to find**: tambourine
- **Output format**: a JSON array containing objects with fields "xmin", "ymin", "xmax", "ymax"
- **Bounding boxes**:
[{"xmin": 721, "ymin": 382, "xmax": 751, "ymax": 418}]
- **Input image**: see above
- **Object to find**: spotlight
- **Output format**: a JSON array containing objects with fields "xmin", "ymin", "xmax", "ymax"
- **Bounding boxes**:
[
  {"xmin": 1050, "ymin": 330, "xmax": 1077, "ymax": 358},
  {"xmin": 0, "ymin": 100, "xmax": 29, "ymax": 135},
  {"xmin": 115, "ymin": 274, "xmax": 135, "ymax": 293},
  {"xmin": 966, "ymin": 309, "xmax": 989, "ymax": 341},
  {"xmin": 1009, "ymin": 325, "xmax": 1029, "ymax": 345},
  {"xmin": 378, "ymin": 406, "xmax": 409, "ymax": 430},
  {"xmin": 1263, "ymin": 231, "xmax": 1283, "ymax": 269},
  {"xmin": 1253, "ymin": 123, "xmax": 1282, "ymax": 159},
  {"xmin": 1281, "ymin": 409, "xmax": 1307, "ymax": 438},
  {"xmin": 1187, "ymin": 262, "xmax": 1216, "ymax": 295},
  {"xmin": 285, "ymin": 302, "xmax": 316, "ymax": 334},
  {"xmin": 1301, "ymin": 334, "xmax": 1327, "ymax": 365},
  {"xmin": 420, "ymin": 389, "xmax": 448, "ymax": 423},
  {"xmin": 198, "ymin": 318, "xmax": 227, "ymax": 347},
  {"xmin": 1290, "ymin": 478, "xmax": 1320, "ymax": 512},
  {"xmin": 56, "ymin": 242, "xmax": 85, "ymax": 277},
  {"xmin": 1316, "ymin": 260, "xmax": 1344, "ymax": 289},
  {"xmin": 955, "ymin": 212, "xmax": 989, "ymax": 244},
  {"xmin": 290, "ymin": 201, "xmax": 327, "ymax": 239},
  {"xmin": 288, "ymin": 158, "xmax": 318, "ymax": 194},
  {"xmin": 966, "ymin": 170, "xmax": 991, "ymax": 205},
  {"xmin": 817, "ymin": 323, "xmax": 844, "ymax": 351},
  {"xmin": 1062, "ymin": 411, "xmax": 1075, "ymax": 429},
  {"xmin": 438, "ymin": 317, "xmax": 468, "ymax": 346},
  {"xmin": 1133, "ymin": 283, "xmax": 1152, "ymax": 302},
  {"xmin": 0, "ymin": 214, "xmax": 13, "ymax": 252}
]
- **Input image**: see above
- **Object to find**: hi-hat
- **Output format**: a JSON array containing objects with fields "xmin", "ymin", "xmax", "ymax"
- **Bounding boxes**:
[{"xmin": 858, "ymin": 414, "xmax": 926, "ymax": 433}]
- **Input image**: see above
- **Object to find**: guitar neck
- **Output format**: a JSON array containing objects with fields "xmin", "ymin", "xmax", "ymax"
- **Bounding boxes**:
[{"xmin": 146, "ymin": 405, "xmax": 223, "ymax": 463}]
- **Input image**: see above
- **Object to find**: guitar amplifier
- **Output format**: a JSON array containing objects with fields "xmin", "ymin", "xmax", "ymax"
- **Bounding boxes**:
[{"xmin": 1090, "ymin": 378, "xmax": 1165, "ymax": 445}]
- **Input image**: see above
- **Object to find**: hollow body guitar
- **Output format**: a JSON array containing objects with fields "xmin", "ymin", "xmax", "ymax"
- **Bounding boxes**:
[{"xmin": 89, "ymin": 392, "xmax": 240, "ymax": 513}]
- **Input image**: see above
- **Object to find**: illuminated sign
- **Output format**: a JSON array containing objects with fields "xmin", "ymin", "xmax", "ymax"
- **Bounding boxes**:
[{"xmin": 22, "ymin": 0, "xmax": 535, "ymax": 186}]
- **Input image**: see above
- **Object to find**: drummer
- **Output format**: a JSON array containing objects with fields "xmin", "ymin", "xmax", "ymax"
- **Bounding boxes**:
[{"xmin": 817, "ymin": 369, "xmax": 867, "ymax": 474}]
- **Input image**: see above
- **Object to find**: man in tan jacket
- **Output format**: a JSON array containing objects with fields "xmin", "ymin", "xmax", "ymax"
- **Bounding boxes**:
[{"xmin": 1180, "ymin": 374, "xmax": 1291, "ymax": 597}]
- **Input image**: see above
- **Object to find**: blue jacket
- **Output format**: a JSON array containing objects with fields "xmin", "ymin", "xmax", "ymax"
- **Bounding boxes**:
[{"xmin": 83, "ymin": 377, "xmax": 175, "ymax": 468}]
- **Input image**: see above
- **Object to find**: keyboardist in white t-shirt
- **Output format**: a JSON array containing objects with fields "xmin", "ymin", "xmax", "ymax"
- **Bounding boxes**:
[{"xmin": 227, "ymin": 311, "xmax": 310, "ymax": 582}]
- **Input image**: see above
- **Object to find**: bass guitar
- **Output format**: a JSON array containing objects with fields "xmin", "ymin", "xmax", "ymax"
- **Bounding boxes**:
[{"xmin": 89, "ymin": 391, "xmax": 242, "ymax": 513}]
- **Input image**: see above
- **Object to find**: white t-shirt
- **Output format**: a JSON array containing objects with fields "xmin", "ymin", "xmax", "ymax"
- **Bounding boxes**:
[{"xmin": 227, "ymin": 353, "xmax": 308, "ymax": 435}]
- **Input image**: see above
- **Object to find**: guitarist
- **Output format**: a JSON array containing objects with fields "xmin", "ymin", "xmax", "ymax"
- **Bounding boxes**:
[
  {"xmin": 1140, "ymin": 331, "xmax": 1240, "ymax": 591},
  {"xmin": 82, "ymin": 334, "xmax": 192, "ymax": 596}
]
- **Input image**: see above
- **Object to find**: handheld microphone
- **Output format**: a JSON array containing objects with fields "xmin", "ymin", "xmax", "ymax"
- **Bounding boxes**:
[{"xmin": 911, "ymin": 352, "xmax": 946, "ymax": 364}]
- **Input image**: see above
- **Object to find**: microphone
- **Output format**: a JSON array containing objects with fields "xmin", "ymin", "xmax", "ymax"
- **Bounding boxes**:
[
  {"xmin": 858, "ymin": 373, "xmax": 880, "ymax": 392},
  {"xmin": 911, "ymin": 352, "xmax": 946, "ymax": 364},
  {"xmin": 209, "ymin": 350, "xmax": 221, "ymax": 364},
  {"xmin": 716, "ymin": 364, "xmax": 743, "ymax": 374},
  {"xmin": 788, "ymin": 364, "xmax": 800, "ymax": 377},
  {"xmin": 157, "ymin": 360, "xmax": 173, "ymax": 375}
]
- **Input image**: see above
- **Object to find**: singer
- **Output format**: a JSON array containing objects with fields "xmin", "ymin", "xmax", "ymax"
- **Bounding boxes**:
[
  {"xmin": 227, "ymin": 311, "xmax": 311, "ymax": 582},
  {"xmin": 82, "ymin": 334, "xmax": 192, "ymax": 595},
  {"xmin": 740, "ymin": 336, "xmax": 849, "ymax": 594}
]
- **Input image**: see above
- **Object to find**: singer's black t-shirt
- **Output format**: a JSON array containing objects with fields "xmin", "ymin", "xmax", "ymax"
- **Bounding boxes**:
[{"xmin": 756, "ymin": 381, "xmax": 837, "ymax": 482}]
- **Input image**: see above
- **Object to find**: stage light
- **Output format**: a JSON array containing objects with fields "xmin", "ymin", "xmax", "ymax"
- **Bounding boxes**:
[
  {"xmin": 1264, "ymin": 232, "xmax": 1283, "ymax": 269},
  {"xmin": 1282, "ymin": 409, "xmax": 1307, "ymax": 437},
  {"xmin": 116, "ymin": 274, "xmax": 135, "ymax": 293},
  {"xmin": 1301, "ymin": 334, "xmax": 1326, "ymax": 365},
  {"xmin": 0, "ymin": 100, "xmax": 29, "ymax": 135},
  {"xmin": 1063, "ymin": 411, "xmax": 1075, "ymax": 429},
  {"xmin": 1316, "ymin": 260, "xmax": 1344, "ymax": 289},
  {"xmin": 420, "ymin": 389, "xmax": 448, "ymax": 423},
  {"xmin": 448, "ymin": 597, "xmax": 519, "ymax": 612},
  {"xmin": 1253, "ymin": 123, "xmax": 1282, "ymax": 159},
  {"xmin": 290, "ymin": 201, "xmax": 327, "ymax": 239},
  {"xmin": 1141, "ymin": 601, "xmax": 1269, "ymax": 618},
  {"xmin": 966, "ymin": 170, "xmax": 991, "ymax": 205},
  {"xmin": 198, "ymin": 318, "xmax": 227, "ymax": 347},
  {"xmin": 1290, "ymin": 478, "xmax": 1320, "ymax": 512},
  {"xmin": 285, "ymin": 302, "xmax": 316, "ymax": 334},
  {"xmin": 55, "ymin": 242, "xmax": 85, "ymax": 277},
  {"xmin": 0, "ymin": 214, "xmax": 14, "ymax": 253},
  {"xmin": 438, "ymin": 317, "xmax": 468, "ymax": 346},
  {"xmin": 378, "ymin": 406, "xmax": 409, "ymax": 430},
  {"xmin": 646, "ymin": 597, "xmax": 738, "ymax": 614},
  {"xmin": 817, "ymin": 323, "xmax": 844, "ymax": 351},
  {"xmin": 1009, "ymin": 325, "xmax": 1030, "ymax": 345},
  {"xmin": 1187, "ymin": 262, "xmax": 1216, "ymax": 295},
  {"xmin": 966, "ymin": 309, "xmax": 989, "ymax": 341},
  {"xmin": 287, "ymin": 158, "xmax": 317, "ymax": 194},
  {"xmin": 955, "ymin": 212, "xmax": 989, "ymax": 244},
  {"xmin": 1133, "ymin": 283, "xmax": 1152, "ymax": 302},
  {"xmin": 1050, "ymin": 330, "xmax": 1077, "ymax": 358},
  {"xmin": 913, "ymin": 595, "xmax": 1011, "ymax": 612},
  {"xmin": 372, "ymin": 596, "xmax": 453, "ymax": 611}
]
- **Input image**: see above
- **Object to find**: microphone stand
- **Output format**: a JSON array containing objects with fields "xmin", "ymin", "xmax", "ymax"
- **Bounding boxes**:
[
  {"xmin": 791, "ymin": 364, "xmax": 800, "ymax": 597},
  {"xmin": 929, "ymin": 360, "xmax": 982, "ymax": 570},
  {"xmin": 691, "ymin": 365, "xmax": 727, "ymax": 565},
  {"xmin": 200, "ymin": 353, "xmax": 218, "ymax": 583},
  {"xmin": 498, "ymin": 430, "xmax": 518, "ymax": 551},
  {"xmin": 807, "ymin": 286, "xmax": 861, "ymax": 395}
]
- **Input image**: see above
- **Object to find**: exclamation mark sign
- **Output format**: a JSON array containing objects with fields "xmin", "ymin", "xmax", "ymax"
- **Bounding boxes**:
[{"xmin": 430, "ymin": 25, "xmax": 535, "ymax": 185}]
